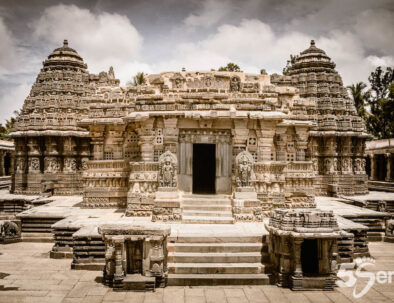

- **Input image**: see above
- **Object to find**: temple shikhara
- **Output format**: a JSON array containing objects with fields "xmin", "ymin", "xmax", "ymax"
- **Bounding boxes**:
[{"xmin": 2, "ymin": 39, "xmax": 387, "ymax": 291}]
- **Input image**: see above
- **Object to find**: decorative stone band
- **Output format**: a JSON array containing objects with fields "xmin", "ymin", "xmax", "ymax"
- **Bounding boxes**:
[{"xmin": 8, "ymin": 130, "xmax": 90, "ymax": 138}]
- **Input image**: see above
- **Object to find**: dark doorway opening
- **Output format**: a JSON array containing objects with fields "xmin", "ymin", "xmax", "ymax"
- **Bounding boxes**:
[
  {"xmin": 126, "ymin": 240, "xmax": 143, "ymax": 274},
  {"xmin": 366, "ymin": 156, "xmax": 371, "ymax": 178},
  {"xmin": 193, "ymin": 144, "xmax": 216, "ymax": 194},
  {"xmin": 4, "ymin": 153, "xmax": 11, "ymax": 176},
  {"xmin": 301, "ymin": 239, "xmax": 319, "ymax": 276},
  {"xmin": 376, "ymin": 154, "xmax": 387, "ymax": 181}
]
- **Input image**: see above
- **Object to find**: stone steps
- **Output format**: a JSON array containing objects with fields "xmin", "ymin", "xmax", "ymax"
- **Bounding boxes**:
[
  {"xmin": 167, "ymin": 273, "xmax": 270, "ymax": 286},
  {"xmin": 182, "ymin": 215, "xmax": 235, "ymax": 224},
  {"xmin": 182, "ymin": 210, "xmax": 233, "ymax": 217},
  {"xmin": 168, "ymin": 242, "xmax": 262, "ymax": 253},
  {"xmin": 182, "ymin": 205, "xmax": 232, "ymax": 211},
  {"xmin": 168, "ymin": 252, "xmax": 262, "ymax": 263},
  {"xmin": 168, "ymin": 262, "xmax": 265, "ymax": 274},
  {"xmin": 181, "ymin": 194, "xmax": 233, "ymax": 224},
  {"xmin": 167, "ymin": 234, "xmax": 268, "ymax": 286},
  {"xmin": 169, "ymin": 235, "xmax": 262, "ymax": 243}
]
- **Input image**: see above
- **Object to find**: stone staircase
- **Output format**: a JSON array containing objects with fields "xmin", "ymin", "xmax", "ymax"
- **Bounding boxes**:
[
  {"xmin": 181, "ymin": 194, "xmax": 234, "ymax": 224},
  {"xmin": 167, "ymin": 234, "xmax": 270, "ymax": 286},
  {"xmin": 368, "ymin": 180, "xmax": 394, "ymax": 193}
]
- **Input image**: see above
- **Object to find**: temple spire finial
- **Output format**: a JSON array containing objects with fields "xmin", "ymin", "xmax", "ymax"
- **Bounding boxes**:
[
  {"xmin": 310, "ymin": 40, "xmax": 315, "ymax": 46},
  {"xmin": 63, "ymin": 39, "xmax": 68, "ymax": 47}
]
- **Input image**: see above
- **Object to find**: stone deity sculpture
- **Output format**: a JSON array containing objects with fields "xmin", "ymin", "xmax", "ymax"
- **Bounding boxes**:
[
  {"xmin": 236, "ymin": 151, "xmax": 254, "ymax": 187},
  {"xmin": 158, "ymin": 151, "xmax": 177, "ymax": 188}
]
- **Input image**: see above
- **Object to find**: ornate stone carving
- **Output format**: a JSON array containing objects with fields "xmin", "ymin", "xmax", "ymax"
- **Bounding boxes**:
[
  {"xmin": 236, "ymin": 151, "xmax": 254, "ymax": 187},
  {"xmin": 0, "ymin": 220, "xmax": 21, "ymax": 243},
  {"xmin": 28, "ymin": 157, "xmax": 40, "ymax": 172},
  {"xmin": 230, "ymin": 76, "xmax": 241, "ymax": 92},
  {"xmin": 158, "ymin": 151, "xmax": 177, "ymax": 188}
]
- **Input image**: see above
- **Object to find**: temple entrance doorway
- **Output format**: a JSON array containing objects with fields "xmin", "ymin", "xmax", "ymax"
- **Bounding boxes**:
[
  {"xmin": 126, "ymin": 240, "xmax": 143, "ymax": 274},
  {"xmin": 4, "ymin": 153, "xmax": 11, "ymax": 176},
  {"xmin": 192, "ymin": 144, "xmax": 216, "ymax": 194},
  {"xmin": 301, "ymin": 239, "xmax": 319, "ymax": 276}
]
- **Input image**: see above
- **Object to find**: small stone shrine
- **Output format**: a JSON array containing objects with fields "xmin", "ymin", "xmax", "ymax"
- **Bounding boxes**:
[
  {"xmin": 266, "ymin": 209, "xmax": 340, "ymax": 290},
  {"xmin": 99, "ymin": 223, "xmax": 170, "ymax": 291}
]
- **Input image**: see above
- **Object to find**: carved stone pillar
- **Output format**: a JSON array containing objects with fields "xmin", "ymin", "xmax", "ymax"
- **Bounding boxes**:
[
  {"xmin": 44, "ymin": 137, "xmax": 60, "ymax": 173},
  {"xmin": 295, "ymin": 127, "xmax": 308, "ymax": 161},
  {"xmin": 90, "ymin": 125, "xmax": 105, "ymax": 160},
  {"xmin": 370, "ymin": 154, "xmax": 376, "ymax": 180},
  {"xmin": 63, "ymin": 137, "xmax": 77, "ymax": 173},
  {"xmin": 259, "ymin": 121, "xmax": 277, "ymax": 161},
  {"xmin": 79, "ymin": 139, "xmax": 90, "ymax": 171},
  {"xmin": 113, "ymin": 237, "xmax": 124, "ymax": 283},
  {"xmin": 139, "ymin": 119, "xmax": 155, "ymax": 162},
  {"xmin": 27, "ymin": 138, "xmax": 41, "ymax": 174},
  {"xmin": 275, "ymin": 136, "xmax": 286, "ymax": 162},
  {"xmin": 0, "ymin": 151, "xmax": 4, "ymax": 176},
  {"xmin": 163, "ymin": 118, "xmax": 179, "ymax": 154},
  {"xmin": 293, "ymin": 238, "xmax": 303, "ymax": 278},
  {"xmin": 386, "ymin": 153, "xmax": 392, "ymax": 181}
]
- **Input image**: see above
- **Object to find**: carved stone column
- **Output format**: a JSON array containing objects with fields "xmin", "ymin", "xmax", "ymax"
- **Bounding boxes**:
[
  {"xmin": 63, "ymin": 137, "xmax": 77, "ymax": 173},
  {"xmin": 295, "ymin": 127, "xmax": 308, "ymax": 161},
  {"xmin": 113, "ymin": 236, "xmax": 124, "ymax": 285},
  {"xmin": 138, "ymin": 119, "xmax": 155, "ymax": 162},
  {"xmin": 79, "ymin": 139, "xmax": 90, "ymax": 171},
  {"xmin": 370, "ymin": 154, "xmax": 376, "ymax": 180},
  {"xmin": 27, "ymin": 138, "xmax": 41, "ymax": 174},
  {"xmin": 44, "ymin": 137, "xmax": 60, "ymax": 173},
  {"xmin": 293, "ymin": 238, "xmax": 303, "ymax": 278},
  {"xmin": 90, "ymin": 125, "xmax": 105, "ymax": 160},
  {"xmin": 259, "ymin": 121, "xmax": 277, "ymax": 161},
  {"xmin": 163, "ymin": 118, "xmax": 178, "ymax": 154},
  {"xmin": 0, "ymin": 151, "xmax": 4, "ymax": 176},
  {"xmin": 386, "ymin": 153, "xmax": 392, "ymax": 181}
]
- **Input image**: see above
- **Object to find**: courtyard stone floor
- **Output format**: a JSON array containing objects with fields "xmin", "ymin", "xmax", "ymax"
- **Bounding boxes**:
[{"xmin": 0, "ymin": 241, "xmax": 393, "ymax": 303}]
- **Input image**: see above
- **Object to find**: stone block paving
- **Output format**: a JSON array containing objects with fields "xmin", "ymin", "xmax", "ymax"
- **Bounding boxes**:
[{"xmin": 0, "ymin": 242, "xmax": 393, "ymax": 302}]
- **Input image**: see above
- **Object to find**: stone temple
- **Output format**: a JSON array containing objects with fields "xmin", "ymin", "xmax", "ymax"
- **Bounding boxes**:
[{"xmin": 1, "ymin": 39, "xmax": 385, "ymax": 291}]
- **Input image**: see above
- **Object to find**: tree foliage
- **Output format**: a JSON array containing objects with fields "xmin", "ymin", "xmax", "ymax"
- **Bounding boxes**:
[
  {"xmin": 0, "ymin": 111, "xmax": 19, "ymax": 141},
  {"xmin": 347, "ymin": 82, "xmax": 369, "ymax": 120},
  {"xmin": 218, "ymin": 63, "xmax": 241, "ymax": 72},
  {"xmin": 364, "ymin": 67, "xmax": 394, "ymax": 139},
  {"xmin": 126, "ymin": 72, "xmax": 146, "ymax": 87}
]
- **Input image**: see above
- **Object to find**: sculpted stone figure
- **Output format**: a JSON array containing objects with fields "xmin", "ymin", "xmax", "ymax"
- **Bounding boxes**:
[
  {"xmin": 230, "ymin": 76, "xmax": 241, "ymax": 92},
  {"xmin": 29, "ymin": 158, "xmax": 40, "ymax": 171},
  {"xmin": 236, "ymin": 151, "xmax": 254, "ymax": 187},
  {"xmin": 16, "ymin": 158, "xmax": 26, "ymax": 172},
  {"xmin": 158, "ymin": 151, "xmax": 177, "ymax": 187},
  {"xmin": 386, "ymin": 220, "xmax": 394, "ymax": 236},
  {"xmin": 1, "ymin": 221, "xmax": 19, "ymax": 238}
]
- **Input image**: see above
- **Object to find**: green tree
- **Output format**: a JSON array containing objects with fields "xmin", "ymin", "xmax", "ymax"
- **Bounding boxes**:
[
  {"xmin": 347, "ymin": 82, "xmax": 369, "ymax": 119},
  {"xmin": 365, "ymin": 66, "xmax": 394, "ymax": 139},
  {"xmin": 218, "ymin": 63, "xmax": 241, "ymax": 72},
  {"xmin": 0, "ymin": 110, "xmax": 19, "ymax": 141},
  {"xmin": 126, "ymin": 72, "xmax": 146, "ymax": 87}
]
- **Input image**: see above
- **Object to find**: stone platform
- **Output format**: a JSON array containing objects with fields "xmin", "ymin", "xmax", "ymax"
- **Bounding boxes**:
[
  {"xmin": 316, "ymin": 196, "xmax": 390, "ymax": 241},
  {"xmin": 1, "ymin": 190, "xmax": 391, "ymax": 288},
  {"xmin": 1, "ymin": 241, "xmax": 394, "ymax": 302}
]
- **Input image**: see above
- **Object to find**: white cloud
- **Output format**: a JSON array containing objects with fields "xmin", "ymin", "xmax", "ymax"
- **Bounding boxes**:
[
  {"xmin": 30, "ymin": 4, "xmax": 145, "ymax": 84},
  {"xmin": 354, "ymin": 9, "xmax": 394, "ymax": 55},
  {"xmin": 0, "ymin": 82, "xmax": 31, "ymax": 125},
  {"xmin": 159, "ymin": 18, "xmax": 393, "ymax": 86},
  {"xmin": 0, "ymin": 17, "xmax": 20, "ymax": 75},
  {"xmin": 159, "ymin": 19, "xmax": 312, "ymax": 75}
]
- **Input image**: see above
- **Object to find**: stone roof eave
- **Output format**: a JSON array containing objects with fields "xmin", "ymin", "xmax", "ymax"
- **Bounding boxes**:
[
  {"xmin": 8, "ymin": 130, "xmax": 90, "ymax": 138},
  {"xmin": 123, "ymin": 110, "xmax": 287, "ymax": 122}
]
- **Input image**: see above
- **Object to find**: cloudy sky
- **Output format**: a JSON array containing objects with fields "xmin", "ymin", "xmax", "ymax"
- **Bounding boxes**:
[{"xmin": 0, "ymin": 0, "xmax": 393, "ymax": 124}]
